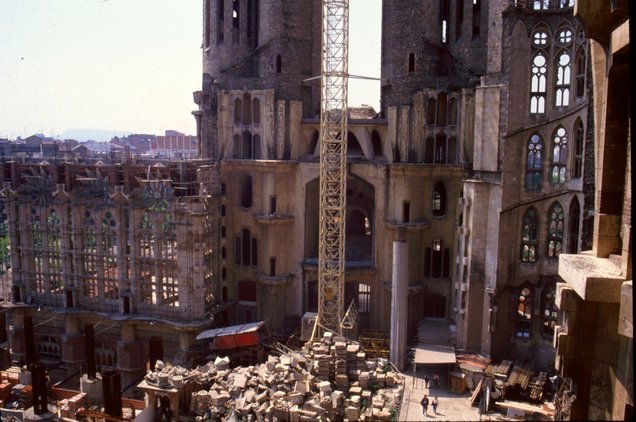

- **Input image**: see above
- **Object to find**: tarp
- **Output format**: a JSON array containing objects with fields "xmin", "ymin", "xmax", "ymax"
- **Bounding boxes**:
[
  {"xmin": 196, "ymin": 321, "xmax": 264, "ymax": 349},
  {"xmin": 413, "ymin": 343, "xmax": 457, "ymax": 364}
]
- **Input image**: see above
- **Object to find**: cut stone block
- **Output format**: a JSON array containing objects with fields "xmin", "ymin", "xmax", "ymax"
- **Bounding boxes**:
[
  {"xmin": 345, "ymin": 406, "xmax": 360, "ymax": 421},
  {"xmin": 318, "ymin": 380, "xmax": 332, "ymax": 392}
]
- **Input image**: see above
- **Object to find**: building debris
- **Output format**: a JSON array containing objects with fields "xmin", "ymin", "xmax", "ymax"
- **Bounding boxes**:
[{"xmin": 139, "ymin": 332, "xmax": 404, "ymax": 420}]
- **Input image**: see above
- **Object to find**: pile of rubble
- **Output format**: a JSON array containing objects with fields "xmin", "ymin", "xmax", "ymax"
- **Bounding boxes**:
[{"xmin": 143, "ymin": 332, "xmax": 404, "ymax": 421}]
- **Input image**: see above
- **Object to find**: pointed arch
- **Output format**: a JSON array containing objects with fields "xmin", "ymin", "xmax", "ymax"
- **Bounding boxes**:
[
  {"xmin": 252, "ymin": 97, "xmax": 260, "ymax": 123},
  {"xmin": 448, "ymin": 97, "xmax": 458, "ymax": 126},
  {"xmin": 426, "ymin": 97, "xmax": 436, "ymax": 125},
  {"xmin": 242, "ymin": 93, "xmax": 252, "ymax": 124},
  {"xmin": 567, "ymin": 197, "xmax": 581, "ymax": 253},
  {"xmin": 242, "ymin": 130, "xmax": 252, "ymax": 159},
  {"xmin": 575, "ymin": 47, "xmax": 586, "ymax": 98},
  {"xmin": 573, "ymin": 118, "xmax": 584, "ymax": 178},
  {"xmin": 437, "ymin": 93, "xmax": 448, "ymax": 126},
  {"xmin": 234, "ymin": 98, "xmax": 242, "ymax": 123}
]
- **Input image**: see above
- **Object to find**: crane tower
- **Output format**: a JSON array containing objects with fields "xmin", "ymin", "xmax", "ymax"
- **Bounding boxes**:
[{"xmin": 316, "ymin": 0, "xmax": 349, "ymax": 337}]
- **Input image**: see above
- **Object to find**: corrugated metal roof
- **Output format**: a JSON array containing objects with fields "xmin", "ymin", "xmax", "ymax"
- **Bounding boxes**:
[{"xmin": 196, "ymin": 321, "xmax": 264, "ymax": 341}]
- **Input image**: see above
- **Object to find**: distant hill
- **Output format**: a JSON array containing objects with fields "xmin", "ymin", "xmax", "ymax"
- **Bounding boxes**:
[{"xmin": 59, "ymin": 129, "xmax": 131, "ymax": 142}]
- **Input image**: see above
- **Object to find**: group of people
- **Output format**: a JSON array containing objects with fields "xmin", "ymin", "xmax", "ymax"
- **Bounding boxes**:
[
  {"xmin": 420, "ymin": 373, "xmax": 441, "ymax": 417},
  {"xmin": 420, "ymin": 394, "xmax": 438, "ymax": 416},
  {"xmin": 423, "ymin": 373, "xmax": 440, "ymax": 388}
]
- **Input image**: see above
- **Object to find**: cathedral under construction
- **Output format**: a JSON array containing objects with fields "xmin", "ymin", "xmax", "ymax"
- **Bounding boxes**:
[{"xmin": 0, "ymin": 1, "xmax": 631, "ymax": 420}]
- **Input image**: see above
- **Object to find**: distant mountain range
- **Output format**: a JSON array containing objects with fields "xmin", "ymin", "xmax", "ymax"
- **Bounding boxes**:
[{"xmin": 58, "ymin": 129, "xmax": 132, "ymax": 142}]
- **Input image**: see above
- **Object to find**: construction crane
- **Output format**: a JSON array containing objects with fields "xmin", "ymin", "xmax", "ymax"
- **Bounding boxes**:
[{"xmin": 314, "ymin": 0, "xmax": 350, "ymax": 338}]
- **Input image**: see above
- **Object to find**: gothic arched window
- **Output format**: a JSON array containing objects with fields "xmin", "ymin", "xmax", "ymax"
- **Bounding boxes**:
[
  {"xmin": 252, "ymin": 97, "xmax": 260, "ymax": 124},
  {"xmin": 575, "ymin": 48, "xmax": 586, "ymax": 98},
  {"xmin": 567, "ymin": 197, "xmax": 580, "ymax": 253},
  {"xmin": 555, "ymin": 51, "xmax": 571, "ymax": 107},
  {"xmin": 437, "ymin": 92, "xmax": 447, "ymax": 126},
  {"xmin": 573, "ymin": 119, "xmax": 584, "ymax": 178},
  {"xmin": 234, "ymin": 98, "xmax": 242, "ymax": 123},
  {"xmin": 551, "ymin": 126, "xmax": 568, "ymax": 184},
  {"xmin": 526, "ymin": 134, "xmax": 543, "ymax": 190},
  {"xmin": 426, "ymin": 98, "xmax": 436, "ymax": 125},
  {"xmin": 547, "ymin": 202, "xmax": 564, "ymax": 258},
  {"xmin": 542, "ymin": 286, "xmax": 558, "ymax": 339},
  {"xmin": 521, "ymin": 207, "xmax": 538, "ymax": 262},
  {"xmin": 432, "ymin": 182, "xmax": 447, "ymax": 217},
  {"xmin": 530, "ymin": 53, "xmax": 547, "ymax": 114},
  {"xmin": 240, "ymin": 175, "xmax": 253, "ymax": 208},
  {"xmin": 448, "ymin": 98, "xmax": 457, "ymax": 126},
  {"xmin": 514, "ymin": 286, "xmax": 533, "ymax": 339}
]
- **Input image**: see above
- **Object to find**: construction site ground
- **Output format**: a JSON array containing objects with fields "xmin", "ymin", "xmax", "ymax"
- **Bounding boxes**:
[{"xmin": 400, "ymin": 364, "xmax": 484, "ymax": 422}]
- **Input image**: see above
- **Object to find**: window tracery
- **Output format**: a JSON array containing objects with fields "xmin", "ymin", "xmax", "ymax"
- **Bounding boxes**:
[
  {"xmin": 514, "ymin": 286, "xmax": 534, "ymax": 339},
  {"xmin": 547, "ymin": 202, "xmax": 564, "ymax": 258},
  {"xmin": 521, "ymin": 207, "xmax": 538, "ymax": 262},
  {"xmin": 432, "ymin": 182, "xmax": 447, "ymax": 217},
  {"xmin": 555, "ymin": 51, "xmax": 571, "ymax": 106},
  {"xmin": 526, "ymin": 134, "xmax": 543, "ymax": 190},
  {"xmin": 551, "ymin": 126, "xmax": 568, "ymax": 184},
  {"xmin": 530, "ymin": 52, "xmax": 547, "ymax": 114}
]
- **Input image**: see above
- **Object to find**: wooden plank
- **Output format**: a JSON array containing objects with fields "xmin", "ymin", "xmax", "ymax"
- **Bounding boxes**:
[
  {"xmin": 469, "ymin": 378, "xmax": 483, "ymax": 406},
  {"xmin": 494, "ymin": 400, "xmax": 553, "ymax": 417}
]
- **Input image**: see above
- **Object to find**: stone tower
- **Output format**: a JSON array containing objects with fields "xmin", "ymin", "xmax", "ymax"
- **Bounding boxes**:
[
  {"xmin": 195, "ymin": 0, "xmax": 322, "ymax": 159},
  {"xmin": 381, "ymin": 0, "xmax": 489, "ymax": 108}
]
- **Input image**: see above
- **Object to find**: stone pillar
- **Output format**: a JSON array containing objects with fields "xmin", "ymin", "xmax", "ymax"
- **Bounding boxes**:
[
  {"xmin": 390, "ymin": 227, "xmax": 408, "ymax": 370},
  {"xmin": 80, "ymin": 373, "xmax": 103, "ymax": 406},
  {"xmin": 61, "ymin": 317, "xmax": 85, "ymax": 377}
]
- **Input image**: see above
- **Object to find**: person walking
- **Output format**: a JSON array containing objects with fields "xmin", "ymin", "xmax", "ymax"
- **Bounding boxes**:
[
  {"xmin": 424, "ymin": 373, "xmax": 430, "ymax": 388},
  {"xmin": 432, "ymin": 396, "xmax": 439, "ymax": 414},
  {"xmin": 433, "ymin": 373, "xmax": 440, "ymax": 387},
  {"xmin": 420, "ymin": 394, "xmax": 429, "ymax": 416}
]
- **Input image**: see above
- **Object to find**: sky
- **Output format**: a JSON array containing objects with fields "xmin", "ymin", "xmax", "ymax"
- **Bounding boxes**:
[{"xmin": 0, "ymin": 0, "xmax": 381, "ymax": 140}]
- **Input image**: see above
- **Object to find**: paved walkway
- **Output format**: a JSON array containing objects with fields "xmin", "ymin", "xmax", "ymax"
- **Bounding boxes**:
[{"xmin": 398, "ymin": 366, "xmax": 490, "ymax": 422}]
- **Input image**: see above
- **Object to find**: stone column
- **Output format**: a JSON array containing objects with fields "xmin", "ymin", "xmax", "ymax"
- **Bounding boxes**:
[
  {"xmin": 117, "ymin": 324, "xmax": 144, "ymax": 388},
  {"xmin": 390, "ymin": 227, "xmax": 408, "ymax": 370}
]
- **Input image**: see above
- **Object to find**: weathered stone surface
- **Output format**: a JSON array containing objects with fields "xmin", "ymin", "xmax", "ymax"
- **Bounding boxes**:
[{"xmin": 558, "ymin": 253, "xmax": 625, "ymax": 303}]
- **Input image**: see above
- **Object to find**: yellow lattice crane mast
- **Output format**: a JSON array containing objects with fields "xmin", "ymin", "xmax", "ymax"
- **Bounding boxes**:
[{"xmin": 314, "ymin": 0, "xmax": 350, "ymax": 339}]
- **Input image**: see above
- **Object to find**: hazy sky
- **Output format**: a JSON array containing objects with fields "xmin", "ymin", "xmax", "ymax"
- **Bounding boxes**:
[{"xmin": 0, "ymin": 0, "xmax": 381, "ymax": 140}]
